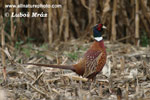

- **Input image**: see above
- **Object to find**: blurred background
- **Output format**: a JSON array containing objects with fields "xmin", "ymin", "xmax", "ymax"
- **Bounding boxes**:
[{"xmin": 0, "ymin": 0, "xmax": 150, "ymax": 47}]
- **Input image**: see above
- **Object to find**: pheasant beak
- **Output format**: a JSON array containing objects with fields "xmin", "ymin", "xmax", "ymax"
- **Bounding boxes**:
[{"xmin": 102, "ymin": 25, "xmax": 107, "ymax": 29}]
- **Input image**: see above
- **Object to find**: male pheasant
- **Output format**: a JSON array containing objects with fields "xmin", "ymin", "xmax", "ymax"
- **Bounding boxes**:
[{"xmin": 26, "ymin": 24, "xmax": 107, "ymax": 80}]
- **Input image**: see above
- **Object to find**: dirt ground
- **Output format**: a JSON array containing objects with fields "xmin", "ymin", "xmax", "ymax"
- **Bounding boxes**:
[{"xmin": 0, "ymin": 40, "xmax": 150, "ymax": 100}]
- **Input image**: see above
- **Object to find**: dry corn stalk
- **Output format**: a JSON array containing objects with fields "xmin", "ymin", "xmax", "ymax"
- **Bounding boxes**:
[
  {"xmin": 1, "ymin": 0, "xmax": 150, "ymax": 44},
  {"xmin": 59, "ymin": 0, "xmax": 69, "ymax": 41},
  {"xmin": 111, "ymin": 0, "xmax": 117, "ymax": 42},
  {"xmin": 120, "ymin": 57, "xmax": 125, "ymax": 74},
  {"xmin": 102, "ymin": 0, "xmax": 110, "ymax": 23},
  {"xmin": 88, "ymin": 0, "xmax": 96, "ymax": 25},
  {"xmin": 1, "ymin": 16, "xmax": 6, "ymax": 81},
  {"xmin": 16, "ymin": 0, "xmax": 20, "ymax": 39},
  {"xmin": 48, "ymin": 0, "xmax": 53, "ymax": 44},
  {"xmin": 10, "ymin": 0, "xmax": 14, "ymax": 46},
  {"xmin": 27, "ymin": 0, "xmax": 31, "ymax": 38},
  {"xmin": 64, "ymin": 0, "xmax": 69, "ymax": 41},
  {"xmin": 135, "ymin": 0, "xmax": 139, "ymax": 45}
]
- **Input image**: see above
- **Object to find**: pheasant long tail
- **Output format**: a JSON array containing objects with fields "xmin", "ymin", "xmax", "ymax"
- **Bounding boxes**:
[{"xmin": 25, "ymin": 63, "xmax": 75, "ymax": 71}]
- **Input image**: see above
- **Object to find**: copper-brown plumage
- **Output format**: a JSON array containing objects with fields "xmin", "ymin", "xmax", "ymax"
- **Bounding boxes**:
[{"xmin": 26, "ymin": 24, "xmax": 107, "ymax": 80}]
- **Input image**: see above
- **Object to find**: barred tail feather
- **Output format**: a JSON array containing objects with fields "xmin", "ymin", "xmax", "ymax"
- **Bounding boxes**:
[{"xmin": 25, "ymin": 63, "xmax": 75, "ymax": 71}]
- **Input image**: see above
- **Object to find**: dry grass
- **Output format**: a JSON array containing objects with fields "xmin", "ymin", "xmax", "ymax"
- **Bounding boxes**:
[{"xmin": 0, "ymin": 40, "xmax": 150, "ymax": 100}]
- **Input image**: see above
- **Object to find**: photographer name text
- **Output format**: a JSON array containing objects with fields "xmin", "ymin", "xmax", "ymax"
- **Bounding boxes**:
[{"xmin": 11, "ymin": 12, "xmax": 47, "ymax": 17}]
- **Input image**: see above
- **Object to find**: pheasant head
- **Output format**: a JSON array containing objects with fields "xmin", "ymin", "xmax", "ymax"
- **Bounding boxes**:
[{"xmin": 93, "ymin": 24, "xmax": 107, "ymax": 41}]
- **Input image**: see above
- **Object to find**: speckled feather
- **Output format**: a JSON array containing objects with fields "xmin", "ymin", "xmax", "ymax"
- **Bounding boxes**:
[{"xmin": 83, "ymin": 50, "xmax": 101, "ymax": 78}]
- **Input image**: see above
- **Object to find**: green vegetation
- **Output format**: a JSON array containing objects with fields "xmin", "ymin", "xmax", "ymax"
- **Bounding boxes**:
[
  {"xmin": 67, "ymin": 52, "xmax": 79, "ymax": 60},
  {"xmin": 22, "ymin": 48, "xmax": 31, "ymax": 57},
  {"xmin": 106, "ymin": 48, "xmax": 111, "ymax": 53},
  {"xmin": 39, "ymin": 43, "xmax": 49, "ymax": 49},
  {"xmin": 140, "ymin": 31, "xmax": 150, "ymax": 47},
  {"xmin": 15, "ymin": 40, "xmax": 24, "ymax": 49},
  {"xmin": 15, "ymin": 38, "xmax": 34, "ymax": 57}
]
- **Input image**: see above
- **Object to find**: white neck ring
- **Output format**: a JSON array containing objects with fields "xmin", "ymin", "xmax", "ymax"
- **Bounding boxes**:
[{"xmin": 94, "ymin": 37, "xmax": 103, "ymax": 41}]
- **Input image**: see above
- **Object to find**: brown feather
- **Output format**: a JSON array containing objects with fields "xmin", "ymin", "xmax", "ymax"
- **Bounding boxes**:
[{"xmin": 25, "ymin": 63, "xmax": 75, "ymax": 71}]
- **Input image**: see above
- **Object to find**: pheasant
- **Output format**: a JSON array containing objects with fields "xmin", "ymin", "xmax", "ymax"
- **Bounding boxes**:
[{"xmin": 26, "ymin": 24, "xmax": 107, "ymax": 80}]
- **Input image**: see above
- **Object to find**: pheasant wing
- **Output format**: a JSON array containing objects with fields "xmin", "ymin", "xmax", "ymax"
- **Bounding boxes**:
[{"xmin": 83, "ymin": 50, "xmax": 102, "ymax": 78}]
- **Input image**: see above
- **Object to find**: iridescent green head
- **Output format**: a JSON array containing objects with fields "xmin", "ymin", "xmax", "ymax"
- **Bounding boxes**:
[{"xmin": 93, "ymin": 24, "xmax": 107, "ymax": 41}]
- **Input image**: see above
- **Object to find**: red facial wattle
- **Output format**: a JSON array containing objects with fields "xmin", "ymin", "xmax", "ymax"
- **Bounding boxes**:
[{"xmin": 97, "ymin": 24, "xmax": 102, "ymax": 31}]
